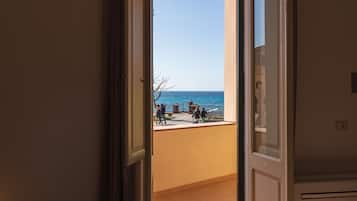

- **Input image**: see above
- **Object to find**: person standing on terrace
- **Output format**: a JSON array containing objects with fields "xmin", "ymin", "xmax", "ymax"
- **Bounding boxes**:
[
  {"xmin": 156, "ymin": 104, "xmax": 162, "ymax": 125},
  {"xmin": 160, "ymin": 104, "xmax": 167, "ymax": 125},
  {"xmin": 201, "ymin": 108, "xmax": 208, "ymax": 122},
  {"xmin": 192, "ymin": 106, "xmax": 201, "ymax": 123}
]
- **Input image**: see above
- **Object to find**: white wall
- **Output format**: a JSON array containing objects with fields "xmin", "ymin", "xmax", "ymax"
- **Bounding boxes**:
[
  {"xmin": 296, "ymin": 0, "xmax": 357, "ymax": 176},
  {"xmin": 0, "ymin": 0, "xmax": 105, "ymax": 200}
]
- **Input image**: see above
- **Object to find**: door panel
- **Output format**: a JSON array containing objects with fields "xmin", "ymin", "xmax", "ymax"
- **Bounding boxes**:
[
  {"xmin": 245, "ymin": 0, "xmax": 290, "ymax": 200},
  {"xmin": 125, "ymin": 0, "xmax": 146, "ymax": 166},
  {"xmin": 253, "ymin": 0, "xmax": 280, "ymax": 159},
  {"xmin": 253, "ymin": 170, "xmax": 280, "ymax": 201}
]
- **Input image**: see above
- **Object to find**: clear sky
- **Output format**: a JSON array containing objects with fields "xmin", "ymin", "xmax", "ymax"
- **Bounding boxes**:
[
  {"xmin": 153, "ymin": 0, "xmax": 265, "ymax": 91},
  {"xmin": 153, "ymin": 0, "xmax": 225, "ymax": 91},
  {"xmin": 255, "ymin": 0, "xmax": 265, "ymax": 47}
]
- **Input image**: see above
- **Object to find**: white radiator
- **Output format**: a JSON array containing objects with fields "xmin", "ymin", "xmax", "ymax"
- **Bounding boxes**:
[{"xmin": 295, "ymin": 178, "xmax": 357, "ymax": 201}]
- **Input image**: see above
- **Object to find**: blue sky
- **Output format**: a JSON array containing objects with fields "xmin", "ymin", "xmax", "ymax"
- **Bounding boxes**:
[
  {"xmin": 153, "ymin": 0, "xmax": 224, "ymax": 91},
  {"xmin": 255, "ymin": 0, "xmax": 265, "ymax": 47},
  {"xmin": 153, "ymin": 0, "xmax": 265, "ymax": 91}
]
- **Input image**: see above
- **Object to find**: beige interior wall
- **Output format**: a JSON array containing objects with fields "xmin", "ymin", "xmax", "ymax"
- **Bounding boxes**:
[
  {"xmin": 0, "ymin": 0, "xmax": 105, "ymax": 200},
  {"xmin": 295, "ymin": 0, "xmax": 357, "ymax": 176},
  {"xmin": 224, "ymin": 0, "xmax": 237, "ymax": 122},
  {"xmin": 153, "ymin": 124, "xmax": 237, "ymax": 192}
]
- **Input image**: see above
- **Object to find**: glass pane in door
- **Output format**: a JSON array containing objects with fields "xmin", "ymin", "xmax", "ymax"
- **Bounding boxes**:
[{"xmin": 253, "ymin": 0, "xmax": 280, "ymax": 158}]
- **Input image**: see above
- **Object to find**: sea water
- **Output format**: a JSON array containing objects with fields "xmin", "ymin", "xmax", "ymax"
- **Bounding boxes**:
[{"xmin": 155, "ymin": 91, "xmax": 224, "ymax": 114}]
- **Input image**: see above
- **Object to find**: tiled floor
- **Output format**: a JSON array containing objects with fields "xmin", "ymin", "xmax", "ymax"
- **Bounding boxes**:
[{"xmin": 153, "ymin": 178, "xmax": 237, "ymax": 201}]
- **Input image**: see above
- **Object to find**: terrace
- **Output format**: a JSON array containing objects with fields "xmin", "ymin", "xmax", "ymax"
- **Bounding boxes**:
[{"xmin": 153, "ymin": 123, "xmax": 237, "ymax": 201}]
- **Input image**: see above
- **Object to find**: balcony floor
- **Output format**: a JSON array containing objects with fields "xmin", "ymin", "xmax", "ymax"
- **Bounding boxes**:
[{"xmin": 153, "ymin": 177, "xmax": 237, "ymax": 201}]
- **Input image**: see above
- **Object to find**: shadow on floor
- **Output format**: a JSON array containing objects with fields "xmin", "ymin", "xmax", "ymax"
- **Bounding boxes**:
[{"xmin": 153, "ymin": 177, "xmax": 237, "ymax": 201}]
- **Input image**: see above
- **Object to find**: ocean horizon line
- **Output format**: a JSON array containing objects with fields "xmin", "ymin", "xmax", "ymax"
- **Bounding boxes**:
[{"xmin": 156, "ymin": 90, "xmax": 224, "ymax": 114}]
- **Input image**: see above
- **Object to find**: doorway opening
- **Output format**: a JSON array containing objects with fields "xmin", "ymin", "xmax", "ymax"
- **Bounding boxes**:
[{"xmin": 151, "ymin": 0, "xmax": 238, "ymax": 201}]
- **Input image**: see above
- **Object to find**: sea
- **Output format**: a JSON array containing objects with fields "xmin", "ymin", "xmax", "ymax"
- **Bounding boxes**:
[{"xmin": 156, "ymin": 91, "xmax": 224, "ymax": 115}]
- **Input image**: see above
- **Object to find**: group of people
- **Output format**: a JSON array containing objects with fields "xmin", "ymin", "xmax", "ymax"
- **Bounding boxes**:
[
  {"xmin": 155, "ymin": 104, "xmax": 210, "ymax": 126},
  {"xmin": 155, "ymin": 104, "xmax": 167, "ymax": 125},
  {"xmin": 192, "ymin": 106, "xmax": 208, "ymax": 123}
]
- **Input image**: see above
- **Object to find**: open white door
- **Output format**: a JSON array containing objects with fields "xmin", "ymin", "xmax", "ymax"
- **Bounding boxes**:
[
  {"xmin": 124, "ymin": 0, "xmax": 149, "ymax": 166},
  {"xmin": 244, "ymin": 0, "xmax": 293, "ymax": 200}
]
